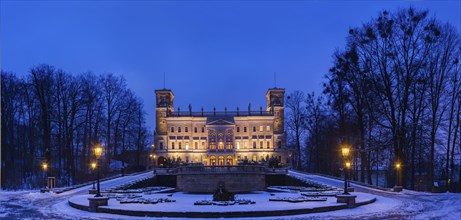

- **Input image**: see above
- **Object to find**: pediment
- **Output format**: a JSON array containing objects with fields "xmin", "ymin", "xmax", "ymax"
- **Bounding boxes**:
[{"xmin": 206, "ymin": 118, "xmax": 235, "ymax": 125}]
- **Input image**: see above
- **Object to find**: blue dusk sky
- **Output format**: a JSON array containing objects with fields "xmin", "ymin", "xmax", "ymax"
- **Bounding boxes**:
[{"xmin": 1, "ymin": 1, "xmax": 460, "ymax": 129}]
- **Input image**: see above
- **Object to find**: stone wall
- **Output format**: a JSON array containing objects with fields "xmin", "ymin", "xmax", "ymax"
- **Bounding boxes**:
[{"xmin": 177, "ymin": 173, "xmax": 265, "ymax": 193}]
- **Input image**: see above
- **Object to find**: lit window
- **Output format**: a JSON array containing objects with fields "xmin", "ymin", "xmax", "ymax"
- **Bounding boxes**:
[
  {"xmin": 252, "ymin": 155, "xmax": 257, "ymax": 161},
  {"xmin": 226, "ymin": 141, "xmax": 232, "ymax": 150},
  {"xmin": 259, "ymin": 126, "xmax": 263, "ymax": 132},
  {"xmin": 244, "ymin": 141, "xmax": 248, "ymax": 149},
  {"xmin": 202, "ymin": 142, "xmax": 205, "ymax": 149},
  {"xmin": 260, "ymin": 141, "xmax": 263, "ymax": 149},
  {"xmin": 219, "ymin": 142, "xmax": 224, "ymax": 150},
  {"xmin": 236, "ymin": 142, "xmax": 240, "ymax": 149},
  {"xmin": 194, "ymin": 142, "xmax": 198, "ymax": 150},
  {"xmin": 185, "ymin": 142, "xmax": 189, "ymax": 150},
  {"xmin": 266, "ymin": 126, "xmax": 270, "ymax": 132}
]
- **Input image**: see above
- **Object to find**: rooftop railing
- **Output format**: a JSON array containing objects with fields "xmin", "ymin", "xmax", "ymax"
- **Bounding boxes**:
[{"xmin": 166, "ymin": 110, "xmax": 274, "ymax": 117}]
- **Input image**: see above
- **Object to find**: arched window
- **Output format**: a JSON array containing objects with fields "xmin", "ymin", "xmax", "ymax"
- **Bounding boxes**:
[
  {"xmin": 226, "ymin": 156, "xmax": 233, "ymax": 165},
  {"xmin": 210, "ymin": 156, "xmax": 216, "ymax": 166},
  {"xmin": 218, "ymin": 156, "xmax": 225, "ymax": 166},
  {"xmin": 218, "ymin": 140, "xmax": 224, "ymax": 150}
]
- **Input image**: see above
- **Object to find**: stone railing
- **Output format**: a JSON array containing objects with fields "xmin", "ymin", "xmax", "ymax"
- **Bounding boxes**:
[
  {"xmin": 265, "ymin": 167, "xmax": 289, "ymax": 174},
  {"xmin": 167, "ymin": 110, "xmax": 274, "ymax": 117},
  {"xmin": 176, "ymin": 165, "xmax": 266, "ymax": 174}
]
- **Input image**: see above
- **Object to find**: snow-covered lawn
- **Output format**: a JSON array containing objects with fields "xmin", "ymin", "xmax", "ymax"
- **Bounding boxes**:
[{"xmin": 69, "ymin": 191, "xmax": 375, "ymax": 213}]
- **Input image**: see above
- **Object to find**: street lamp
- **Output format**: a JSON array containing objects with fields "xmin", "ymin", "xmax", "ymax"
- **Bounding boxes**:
[
  {"xmin": 42, "ymin": 162, "xmax": 48, "ymax": 170},
  {"xmin": 91, "ymin": 162, "xmax": 97, "ymax": 190},
  {"xmin": 346, "ymin": 161, "xmax": 352, "ymax": 187},
  {"xmin": 42, "ymin": 162, "xmax": 48, "ymax": 189},
  {"xmin": 396, "ymin": 162, "xmax": 401, "ymax": 186},
  {"xmin": 341, "ymin": 147, "xmax": 350, "ymax": 158},
  {"xmin": 341, "ymin": 145, "xmax": 350, "ymax": 195},
  {"xmin": 94, "ymin": 145, "xmax": 103, "ymax": 197}
]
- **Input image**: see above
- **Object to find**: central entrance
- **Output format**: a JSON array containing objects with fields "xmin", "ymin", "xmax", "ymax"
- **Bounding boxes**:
[
  {"xmin": 218, "ymin": 156, "xmax": 224, "ymax": 165},
  {"xmin": 209, "ymin": 155, "xmax": 234, "ymax": 165}
]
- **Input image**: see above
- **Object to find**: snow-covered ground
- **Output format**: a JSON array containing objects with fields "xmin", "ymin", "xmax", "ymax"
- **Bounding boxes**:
[
  {"xmin": 69, "ymin": 191, "xmax": 374, "ymax": 213},
  {"xmin": 1, "ymin": 170, "xmax": 460, "ymax": 219},
  {"xmin": 0, "ymin": 171, "xmax": 153, "ymax": 219}
]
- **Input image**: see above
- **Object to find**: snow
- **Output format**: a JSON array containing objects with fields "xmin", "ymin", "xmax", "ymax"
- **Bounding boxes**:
[
  {"xmin": 69, "ymin": 191, "xmax": 375, "ymax": 213},
  {"xmin": 1, "ymin": 170, "xmax": 460, "ymax": 219}
]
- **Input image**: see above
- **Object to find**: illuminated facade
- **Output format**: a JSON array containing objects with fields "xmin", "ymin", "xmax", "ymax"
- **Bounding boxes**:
[{"xmin": 152, "ymin": 88, "xmax": 290, "ymax": 166}]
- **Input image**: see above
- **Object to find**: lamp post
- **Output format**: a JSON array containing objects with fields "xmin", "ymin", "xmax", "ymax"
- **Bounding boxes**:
[
  {"xmin": 42, "ymin": 162, "xmax": 48, "ymax": 189},
  {"xmin": 346, "ymin": 161, "xmax": 351, "ymax": 187},
  {"xmin": 94, "ymin": 145, "xmax": 103, "ymax": 197},
  {"xmin": 341, "ymin": 146, "xmax": 350, "ymax": 195},
  {"xmin": 91, "ymin": 162, "xmax": 97, "ymax": 190},
  {"xmin": 396, "ymin": 162, "xmax": 401, "ymax": 186}
]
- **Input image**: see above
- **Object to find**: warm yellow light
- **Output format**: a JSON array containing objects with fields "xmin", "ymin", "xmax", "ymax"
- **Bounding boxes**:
[
  {"xmin": 91, "ymin": 162, "xmax": 97, "ymax": 169},
  {"xmin": 396, "ymin": 163, "xmax": 401, "ymax": 169},
  {"xmin": 341, "ymin": 146, "xmax": 350, "ymax": 157},
  {"xmin": 149, "ymin": 154, "xmax": 153, "ymax": 158},
  {"xmin": 94, "ymin": 145, "xmax": 103, "ymax": 158},
  {"xmin": 42, "ymin": 163, "xmax": 48, "ymax": 170},
  {"xmin": 153, "ymin": 155, "xmax": 156, "ymax": 159},
  {"xmin": 345, "ymin": 162, "xmax": 351, "ymax": 168}
]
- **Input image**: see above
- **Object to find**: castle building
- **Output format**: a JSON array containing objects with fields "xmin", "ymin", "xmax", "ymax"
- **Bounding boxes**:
[{"xmin": 152, "ymin": 88, "xmax": 290, "ymax": 167}]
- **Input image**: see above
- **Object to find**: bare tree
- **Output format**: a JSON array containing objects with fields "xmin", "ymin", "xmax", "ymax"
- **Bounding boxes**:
[{"xmin": 286, "ymin": 90, "xmax": 306, "ymax": 170}]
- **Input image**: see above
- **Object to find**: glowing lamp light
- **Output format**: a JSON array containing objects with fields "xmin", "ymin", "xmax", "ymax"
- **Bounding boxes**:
[
  {"xmin": 396, "ymin": 163, "xmax": 401, "ymax": 169},
  {"xmin": 42, "ymin": 163, "xmax": 48, "ymax": 171},
  {"xmin": 345, "ymin": 162, "xmax": 351, "ymax": 168},
  {"xmin": 94, "ymin": 145, "xmax": 103, "ymax": 159},
  {"xmin": 91, "ymin": 162, "xmax": 97, "ymax": 169},
  {"xmin": 341, "ymin": 146, "xmax": 350, "ymax": 157}
]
